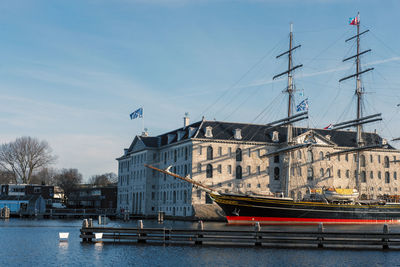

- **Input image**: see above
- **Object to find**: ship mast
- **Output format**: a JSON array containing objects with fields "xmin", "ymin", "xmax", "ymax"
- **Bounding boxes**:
[
  {"xmin": 273, "ymin": 23, "xmax": 303, "ymax": 197},
  {"xmin": 339, "ymin": 13, "xmax": 374, "ymax": 191}
]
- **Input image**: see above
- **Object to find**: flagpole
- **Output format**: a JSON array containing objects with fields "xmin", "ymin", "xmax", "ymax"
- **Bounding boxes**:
[{"xmin": 142, "ymin": 106, "xmax": 144, "ymax": 134}]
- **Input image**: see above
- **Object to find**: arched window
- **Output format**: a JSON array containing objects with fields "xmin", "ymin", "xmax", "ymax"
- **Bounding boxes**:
[
  {"xmin": 206, "ymin": 164, "xmax": 213, "ymax": 178},
  {"xmin": 236, "ymin": 148, "xmax": 242, "ymax": 162},
  {"xmin": 384, "ymin": 156, "xmax": 390, "ymax": 168},
  {"xmin": 361, "ymin": 171, "xmax": 366, "ymax": 183},
  {"xmin": 370, "ymin": 171, "xmax": 374, "ymax": 179},
  {"xmin": 320, "ymin": 168, "xmax": 324, "ymax": 177},
  {"xmin": 360, "ymin": 155, "xmax": 366, "ymax": 167},
  {"xmin": 236, "ymin": 166, "xmax": 242, "ymax": 179},
  {"xmin": 307, "ymin": 167, "xmax": 314, "ymax": 181},
  {"xmin": 307, "ymin": 150, "xmax": 313, "ymax": 163},
  {"xmin": 207, "ymin": 146, "xmax": 213, "ymax": 160},
  {"xmin": 385, "ymin": 171, "xmax": 390, "ymax": 183},
  {"xmin": 378, "ymin": 171, "xmax": 382, "ymax": 179},
  {"xmin": 274, "ymin": 167, "xmax": 280, "ymax": 180},
  {"xmin": 274, "ymin": 155, "xmax": 280, "ymax": 163},
  {"xmin": 319, "ymin": 152, "xmax": 324, "ymax": 160}
]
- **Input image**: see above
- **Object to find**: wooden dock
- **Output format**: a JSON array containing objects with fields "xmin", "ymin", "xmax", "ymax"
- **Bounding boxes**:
[{"xmin": 80, "ymin": 221, "xmax": 400, "ymax": 249}]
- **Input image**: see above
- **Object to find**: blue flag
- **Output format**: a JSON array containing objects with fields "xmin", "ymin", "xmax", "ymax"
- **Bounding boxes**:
[
  {"xmin": 130, "ymin": 107, "xmax": 143, "ymax": 120},
  {"xmin": 296, "ymin": 98, "xmax": 308, "ymax": 112}
]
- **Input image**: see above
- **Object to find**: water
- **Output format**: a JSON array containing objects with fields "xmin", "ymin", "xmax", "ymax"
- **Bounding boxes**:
[{"xmin": 0, "ymin": 218, "xmax": 400, "ymax": 267}]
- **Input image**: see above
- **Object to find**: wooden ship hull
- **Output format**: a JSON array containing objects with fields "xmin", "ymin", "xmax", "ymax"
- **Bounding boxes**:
[{"xmin": 211, "ymin": 193, "xmax": 400, "ymax": 225}]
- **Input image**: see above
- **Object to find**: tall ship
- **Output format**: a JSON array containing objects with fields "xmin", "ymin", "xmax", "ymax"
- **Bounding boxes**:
[{"xmin": 146, "ymin": 14, "xmax": 400, "ymax": 225}]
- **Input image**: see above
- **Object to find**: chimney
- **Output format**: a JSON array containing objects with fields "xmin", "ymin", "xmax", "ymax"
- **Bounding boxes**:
[
  {"xmin": 184, "ymin": 112, "xmax": 190, "ymax": 127},
  {"xmin": 141, "ymin": 128, "xmax": 149, "ymax": 137}
]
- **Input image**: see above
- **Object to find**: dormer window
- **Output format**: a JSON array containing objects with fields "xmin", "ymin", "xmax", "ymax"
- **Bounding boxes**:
[
  {"xmin": 272, "ymin": 131, "xmax": 279, "ymax": 142},
  {"xmin": 177, "ymin": 130, "xmax": 186, "ymax": 141},
  {"xmin": 234, "ymin": 128, "xmax": 242, "ymax": 140},
  {"xmin": 188, "ymin": 127, "xmax": 197, "ymax": 138},
  {"xmin": 205, "ymin": 126, "xmax": 213, "ymax": 138},
  {"xmin": 167, "ymin": 134, "xmax": 175, "ymax": 144}
]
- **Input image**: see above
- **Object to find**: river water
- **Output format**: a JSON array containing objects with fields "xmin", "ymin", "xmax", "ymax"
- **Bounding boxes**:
[{"xmin": 0, "ymin": 218, "xmax": 400, "ymax": 267}]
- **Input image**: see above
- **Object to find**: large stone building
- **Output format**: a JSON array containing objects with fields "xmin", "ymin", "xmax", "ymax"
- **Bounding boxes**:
[{"xmin": 117, "ymin": 117, "xmax": 400, "ymax": 217}]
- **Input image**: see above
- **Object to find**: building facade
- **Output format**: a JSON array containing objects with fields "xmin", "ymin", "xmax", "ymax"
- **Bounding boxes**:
[{"xmin": 117, "ymin": 118, "xmax": 400, "ymax": 217}]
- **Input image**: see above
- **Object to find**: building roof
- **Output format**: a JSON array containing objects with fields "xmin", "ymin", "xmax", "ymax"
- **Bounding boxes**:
[{"xmin": 121, "ymin": 120, "xmax": 393, "ymax": 157}]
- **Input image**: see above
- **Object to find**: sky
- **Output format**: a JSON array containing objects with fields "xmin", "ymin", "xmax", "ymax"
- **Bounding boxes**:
[{"xmin": 1, "ymin": 0, "xmax": 400, "ymax": 181}]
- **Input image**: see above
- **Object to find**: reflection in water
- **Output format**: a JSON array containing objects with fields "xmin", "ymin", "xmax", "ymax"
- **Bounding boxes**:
[
  {"xmin": 94, "ymin": 242, "xmax": 103, "ymax": 251},
  {"xmin": 58, "ymin": 241, "xmax": 69, "ymax": 251}
]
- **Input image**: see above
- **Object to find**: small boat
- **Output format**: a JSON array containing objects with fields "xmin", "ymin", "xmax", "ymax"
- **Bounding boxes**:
[{"xmin": 323, "ymin": 188, "xmax": 359, "ymax": 201}]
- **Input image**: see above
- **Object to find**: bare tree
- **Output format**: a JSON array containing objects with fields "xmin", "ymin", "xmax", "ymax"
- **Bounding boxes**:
[
  {"xmin": 54, "ymin": 168, "xmax": 82, "ymax": 197},
  {"xmin": 89, "ymin": 172, "xmax": 117, "ymax": 186},
  {"xmin": 30, "ymin": 167, "xmax": 58, "ymax": 185},
  {"xmin": 0, "ymin": 137, "xmax": 57, "ymax": 184},
  {"xmin": 0, "ymin": 170, "xmax": 14, "ymax": 184}
]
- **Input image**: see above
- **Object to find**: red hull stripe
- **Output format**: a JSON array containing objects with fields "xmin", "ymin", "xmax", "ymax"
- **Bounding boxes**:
[{"xmin": 226, "ymin": 216, "xmax": 400, "ymax": 225}]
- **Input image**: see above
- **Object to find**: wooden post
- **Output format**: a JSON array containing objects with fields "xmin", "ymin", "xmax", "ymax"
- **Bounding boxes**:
[
  {"xmin": 137, "ymin": 220, "xmax": 146, "ymax": 243},
  {"xmin": 317, "ymin": 223, "xmax": 324, "ymax": 248},
  {"xmin": 195, "ymin": 221, "xmax": 204, "ymax": 245},
  {"xmin": 382, "ymin": 224, "xmax": 389, "ymax": 249},
  {"xmin": 255, "ymin": 222, "xmax": 262, "ymax": 246}
]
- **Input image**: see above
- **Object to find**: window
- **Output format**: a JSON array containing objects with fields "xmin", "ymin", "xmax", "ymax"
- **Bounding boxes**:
[
  {"xmin": 298, "ymin": 150, "xmax": 302, "ymax": 159},
  {"xmin": 360, "ymin": 155, "xmax": 366, "ymax": 167},
  {"xmin": 257, "ymin": 166, "xmax": 261, "ymax": 175},
  {"xmin": 248, "ymin": 148, "xmax": 251, "ymax": 157},
  {"xmin": 378, "ymin": 155, "xmax": 381, "ymax": 163},
  {"xmin": 394, "ymin": 172, "xmax": 397, "ymax": 180},
  {"xmin": 370, "ymin": 171, "xmax": 374, "ymax": 179},
  {"xmin": 174, "ymin": 150, "xmax": 177, "ymax": 162},
  {"xmin": 297, "ymin": 167, "xmax": 302, "ymax": 177},
  {"xmin": 361, "ymin": 171, "xmax": 366, "ymax": 183},
  {"xmin": 319, "ymin": 152, "xmax": 324, "ymax": 160},
  {"xmin": 197, "ymin": 163, "xmax": 202, "ymax": 173},
  {"xmin": 217, "ymin": 164, "xmax": 222, "ymax": 174},
  {"xmin": 198, "ymin": 146, "xmax": 202, "ymax": 155},
  {"xmin": 228, "ymin": 147, "xmax": 232, "ymax": 157},
  {"xmin": 345, "ymin": 154, "xmax": 348, "ymax": 161},
  {"xmin": 307, "ymin": 151, "xmax": 313, "ymax": 163},
  {"xmin": 206, "ymin": 164, "xmax": 213, "ymax": 178},
  {"xmin": 370, "ymin": 154, "xmax": 373, "ymax": 163},
  {"xmin": 307, "ymin": 167, "xmax": 314, "ymax": 181},
  {"xmin": 385, "ymin": 172, "xmax": 390, "ymax": 183},
  {"xmin": 346, "ymin": 170, "xmax": 350, "ymax": 178},
  {"xmin": 327, "ymin": 168, "xmax": 331, "ymax": 177},
  {"xmin": 207, "ymin": 146, "xmax": 213, "ymax": 160},
  {"xmin": 236, "ymin": 166, "xmax": 242, "ymax": 179},
  {"xmin": 247, "ymin": 166, "xmax": 251, "ymax": 174},
  {"xmin": 197, "ymin": 190, "xmax": 201, "ymax": 199},
  {"xmin": 228, "ymin": 165, "xmax": 232, "ymax": 174},
  {"xmin": 353, "ymin": 154, "xmax": 356, "ymax": 162},
  {"xmin": 384, "ymin": 156, "xmax": 390, "ymax": 168},
  {"xmin": 337, "ymin": 154, "xmax": 340, "ymax": 161},
  {"xmin": 320, "ymin": 168, "xmax": 324, "ymax": 177},
  {"xmin": 326, "ymin": 152, "xmax": 330, "ymax": 161},
  {"xmin": 337, "ymin": 169, "xmax": 341, "ymax": 178},
  {"xmin": 274, "ymin": 167, "xmax": 280, "ymax": 180},
  {"xmin": 378, "ymin": 171, "xmax": 382, "ymax": 179},
  {"xmin": 185, "ymin": 147, "xmax": 188, "ymax": 160},
  {"xmin": 274, "ymin": 155, "xmax": 280, "ymax": 163},
  {"xmin": 236, "ymin": 148, "xmax": 242, "ymax": 162}
]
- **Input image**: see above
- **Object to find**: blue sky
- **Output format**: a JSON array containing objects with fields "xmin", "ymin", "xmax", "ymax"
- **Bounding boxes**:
[{"xmin": 1, "ymin": 0, "xmax": 400, "ymax": 180}]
